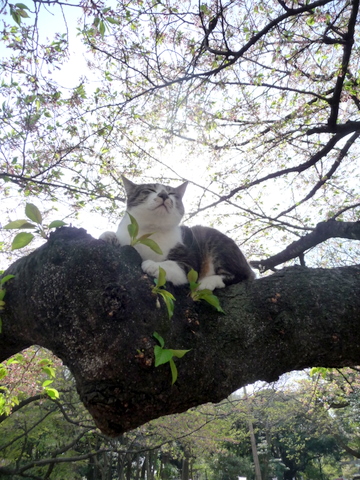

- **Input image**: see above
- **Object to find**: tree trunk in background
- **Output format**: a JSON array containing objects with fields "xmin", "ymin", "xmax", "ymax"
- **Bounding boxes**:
[
  {"xmin": 134, "ymin": 453, "xmax": 141, "ymax": 480},
  {"xmin": 181, "ymin": 455, "xmax": 189, "ymax": 480},
  {"xmin": 244, "ymin": 387, "xmax": 262, "ymax": 480},
  {"xmin": 126, "ymin": 457, "xmax": 132, "ymax": 480}
]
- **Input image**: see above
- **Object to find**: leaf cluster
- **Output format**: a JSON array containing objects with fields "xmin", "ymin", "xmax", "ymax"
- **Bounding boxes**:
[
  {"xmin": 3, "ymin": 203, "xmax": 67, "ymax": 251},
  {"xmin": 0, "ymin": 350, "xmax": 60, "ymax": 417},
  {"xmin": 127, "ymin": 212, "xmax": 163, "ymax": 254},
  {"xmin": 9, "ymin": 3, "xmax": 29, "ymax": 26},
  {"xmin": 153, "ymin": 332, "xmax": 190, "ymax": 385},
  {"xmin": 188, "ymin": 269, "xmax": 224, "ymax": 313},
  {"xmin": 152, "ymin": 267, "xmax": 176, "ymax": 319}
]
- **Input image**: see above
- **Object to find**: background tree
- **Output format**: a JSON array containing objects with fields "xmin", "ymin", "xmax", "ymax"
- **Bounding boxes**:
[{"xmin": 4, "ymin": 362, "xmax": 359, "ymax": 480}]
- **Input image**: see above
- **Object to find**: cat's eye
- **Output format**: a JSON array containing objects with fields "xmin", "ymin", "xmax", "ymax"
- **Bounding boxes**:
[{"xmin": 142, "ymin": 188, "xmax": 156, "ymax": 194}]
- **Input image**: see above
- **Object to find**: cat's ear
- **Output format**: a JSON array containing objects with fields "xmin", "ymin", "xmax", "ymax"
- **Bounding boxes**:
[
  {"xmin": 121, "ymin": 175, "xmax": 136, "ymax": 196},
  {"xmin": 175, "ymin": 181, "xmax": 188, "ymax": 199}
]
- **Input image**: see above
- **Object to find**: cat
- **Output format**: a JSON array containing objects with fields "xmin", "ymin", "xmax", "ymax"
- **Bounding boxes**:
[{"xmin": 100, "ymin": 176, "xmax": 255, "ymax": 290}]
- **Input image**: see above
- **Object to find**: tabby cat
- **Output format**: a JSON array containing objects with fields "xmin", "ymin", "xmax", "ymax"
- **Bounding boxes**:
[{"xmin": 100, "ymin": 176, "xmax": 255, "ymax": 290}]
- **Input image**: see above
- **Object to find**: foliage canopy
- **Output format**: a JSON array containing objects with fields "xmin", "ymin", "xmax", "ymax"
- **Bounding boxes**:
[{"xmin": 0, "ymin": 0, "xmax": 359, "ymax": 269}]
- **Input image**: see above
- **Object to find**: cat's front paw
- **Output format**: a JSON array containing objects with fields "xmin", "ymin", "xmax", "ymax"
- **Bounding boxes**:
[
  {"xmin": 198, "ymin": 275, "xmax": 225, "ymax": 291},
  {"xmin": 99, "ymin": 231, "xmax": 121, "ymax": 246},
  {"xmin": 142, "ymin": 260, "xmax": 160, "ymax": 279},
  {"xmin": 142, "ymin": 260, "xmax": 187, "ymax": 285}
]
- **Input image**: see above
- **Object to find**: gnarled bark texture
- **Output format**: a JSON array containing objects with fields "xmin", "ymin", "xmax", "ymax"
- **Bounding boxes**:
[{"xmin": 1, "ymin": 227, "xmax": 359, "ymax": 436}]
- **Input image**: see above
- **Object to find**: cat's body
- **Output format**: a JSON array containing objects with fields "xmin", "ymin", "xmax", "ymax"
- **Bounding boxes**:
[{"xmin": 100, "ymin": 176, "xmax": 255, "ymax": 290}]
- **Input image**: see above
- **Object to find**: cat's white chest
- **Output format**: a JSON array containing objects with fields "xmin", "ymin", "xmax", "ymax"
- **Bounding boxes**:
[{"xmin": 116, "ymin": 218, "xmax": 182, "ymax": 261}]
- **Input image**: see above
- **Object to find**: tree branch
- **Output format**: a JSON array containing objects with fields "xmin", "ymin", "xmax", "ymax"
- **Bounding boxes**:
[
  {"xmin": 327, "ymin": 0, "xmax": 359, "ymax": 127},
  {"xmin": 1, "ymin": 227, "xmax": 360, "ymax": 437},
  {"xmin": 251, "ymin": 220, "xmax": 360, "ymax": 272}
]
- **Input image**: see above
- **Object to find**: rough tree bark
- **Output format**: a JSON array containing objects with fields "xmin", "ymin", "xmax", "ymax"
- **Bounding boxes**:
[{"xmin": 0, "ymin": 227, "xmax": 359, "ymax": 437}]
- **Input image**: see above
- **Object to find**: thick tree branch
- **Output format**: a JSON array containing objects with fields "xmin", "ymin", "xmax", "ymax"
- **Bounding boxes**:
[
  {"xmin": 251, "ymin": 220, "xmax": 360, "ymax": 272},
  {"xmin": 1, "ymin": 227, "xmax": 360, "ymax": 437}
]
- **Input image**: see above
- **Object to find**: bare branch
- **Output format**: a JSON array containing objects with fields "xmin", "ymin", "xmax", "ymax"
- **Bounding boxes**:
[{"xmin": 251, "ymin": 220, "xmax": 360, "ymax": 272}]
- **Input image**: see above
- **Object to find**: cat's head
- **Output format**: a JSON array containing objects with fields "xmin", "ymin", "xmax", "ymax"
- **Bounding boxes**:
[{"xmin": 122, "ymin": 176, "xmax": 188, "ymax": 228}]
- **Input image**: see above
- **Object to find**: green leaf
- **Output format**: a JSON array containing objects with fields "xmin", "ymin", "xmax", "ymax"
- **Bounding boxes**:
[
  {"xmin": 127, "ymin": 212, "xmax": 139, "ymax": 239},
  {"xmin": 42, "ymin": 366, "xmax": 56, "ymax": 378},
  {"xmin": 138, "ymin": 238, "xmax": 163, "ymax": 254},
  {"xmin": 128, "ymin": 224, "xmax": 137, "ymax": 239},
  {"xmin": 171, "ymin": 349, "xmax": 191, "ymax": 359},
  {"xmin": 169, "ymin": 358, "xmax": 178, "ymax": 384},
  {"xmin": 0, "ymin": 275, "xmax": 15, "ymax": 285},
  {"xmin": 159, "ymin": 291, "xmax": 175, "ymax": 318},
  {"xmin": 201, "ymin": 293, "xmax": 225, "ymax": 313},
  {"xmin": 14, "ymin": 353, "xmax": 25, "ymax": 363},
  {"xmin": 42, "ymin": 379, "xmax": 53, "ymax": 387},
  {"xmin": 154, "ymin": 346, "xmax": 174, "ymax": 367},
  {"xmin": 45, "ymin": 388, "xmax": 60, "ymax": 399},
  {"xmin": 192, "ymin": 289, "xmax": 225, "ymax": 313},
  {"xmin": 153, "ymin": 332, "xmax": 165, "ymax": 348},
  {"xmin": 11, "ymin": 10, "xmax": 21, "ymax": 25},
  {"xmin": 107, "ymin": 17, "xmax": 120, "ymax": 25},
  {"xmin": 3, "ymin": 219, "xmax": 35, "ymax": 229},
  {"xmin": 15, "ymin": 3, "xmax": 30, "ymax": 9},
  {"xmin": 18, "ymin": 9, "xmax": 29, "ymax": 18},
  {"xmin": 25, "ymin": 203, "xmax": 42, "ymax": 224},
  {"xmin": 310, "ymin": 367, "xmax": 332, "ymax": 378},
  {"xmin": 38, "ymin": 358, "xmax": 51, "ymax": 366},
  {"xmin": 11, "ymin": 232, "xmax": 34, "ymax": 250},
  {"xmin": 196, "ymin": 288, "xmax": 213, "ymax": 296},
  {"xmin": 48, "ymin": 220, "xmax": 67, "ymax": 229},
  {"xmin": 136, "ymin": 233, "xmax": 155, "ymax": 241},
  {"xmin": 187, "ymin": 269, "xmax": 198, "ymax": 284},
  {"xmin": 0, "ymin": 300, "xmax": 5, "ymax": 307},
  {"xmin": 0, "ymin": 291, "xmax": 5, "ymax": 301},
  {"xmin": 157, "ymin": 266, "xmax": 167, "ymax": 287},
  {"xmin": 0, "ymin": 365, "xmax": 7, "ymax": 380},
  {"xmin": 189, "ymin": 281, "xmax": 199, "ymax": 292},
  {"xmin": 4, "ymin": 357, "xmax": 19, "ymax": 364},
  {"xmin": 99, "ymin": 19, "xmax": 106, "ymax": 37},
  {"xmin": 306, "ymin": 15, "xmax": 315, "ymax": 26}
]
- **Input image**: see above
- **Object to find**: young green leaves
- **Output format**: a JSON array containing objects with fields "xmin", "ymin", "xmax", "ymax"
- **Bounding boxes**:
[
  {"xmin": 3, "ymin": 203, "xmax": 67, "ymax": 250},
  {"xmin": 0, "ymin": 274, "xmax": 15, "ymax": 333},
  {"xmin": 188, "ymin": 269, "xmax": 225, "ymax": 313},
  {"xmin": 153, "ymin": 332, "xmax": 190, "ymax": 385},
  {"xmin": 127, "ymin": 212, "xmax": 163, "ymax": 255},
  {"xmin": 0, "ymin": 354, "xmax": 60, "ymax": 416},
  {"xmin": 9, "ymin": 3, "xmax": 30, "ymax": 26},
  {"xmin": 125, "ymin": 215, "xmax": 224, "ymax": 316},
  {"xmin": 38, "ymin": 358, "xmax": 60, "ymax": 400},
  {"xmin": 151, "ymin": 267, "xmax": 224, "ymax": 318},
  {"xmin": 92, "ymin": 7, "xmax": 120, "ymax": 38},
  {"xmin": 152, "ymin": 267, "xmax": 175, "ymax": 319}
]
